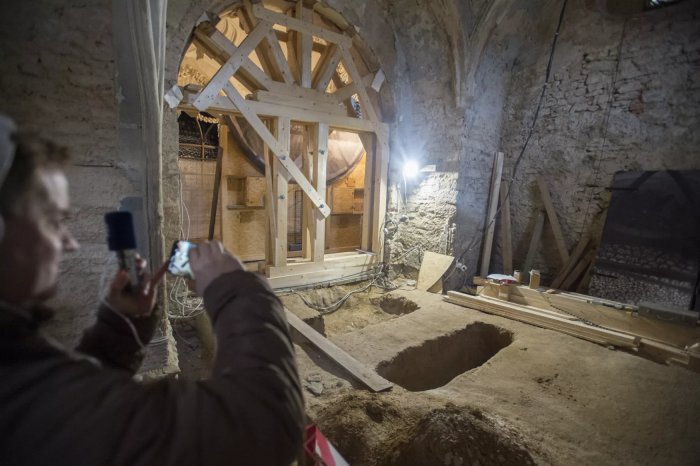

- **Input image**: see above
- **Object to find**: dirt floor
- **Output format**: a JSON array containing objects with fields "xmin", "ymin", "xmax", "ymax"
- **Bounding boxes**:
[{"xmin": 175, "ymin": 280, "xmax": 700, "ymax": 465}]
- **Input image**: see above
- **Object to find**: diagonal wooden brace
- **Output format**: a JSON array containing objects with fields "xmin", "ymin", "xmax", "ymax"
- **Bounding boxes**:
[
  {"xmin": 193, "ymin": 20, "xmax": 272, "ymax": 111},
  {"xmin": 222, "ymin": 82, "xmax": 332, "ymax": 218}
]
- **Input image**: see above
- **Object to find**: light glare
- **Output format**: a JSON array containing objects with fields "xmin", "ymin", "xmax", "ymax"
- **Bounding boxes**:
[{"xmin": 403, "ymin": 160, "xmax": 419, "ymax": 178}]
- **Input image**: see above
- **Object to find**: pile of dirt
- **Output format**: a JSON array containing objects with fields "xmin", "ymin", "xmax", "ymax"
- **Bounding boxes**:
[{"xmin": 312, "ymin": 392, "xmax": 536, "ymax": 466}]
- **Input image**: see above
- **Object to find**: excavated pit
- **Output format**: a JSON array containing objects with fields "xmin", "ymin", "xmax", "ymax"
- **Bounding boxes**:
[
  {"xmin": 377, "ymin": 323, "xmax": 513, "ymax": 391},
  {"xmin": 370, "ymin": 295, "xmax": 420, "ymax": 315}
]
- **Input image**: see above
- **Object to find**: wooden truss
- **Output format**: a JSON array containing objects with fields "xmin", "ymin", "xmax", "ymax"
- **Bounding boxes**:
[{"xmin": 179, "ymin": 1, "xmax": 389, "ymax": 288}]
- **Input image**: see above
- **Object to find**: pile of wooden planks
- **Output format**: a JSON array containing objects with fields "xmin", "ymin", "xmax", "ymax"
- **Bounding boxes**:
[{"xmin": 444, "ymin": 287, "xmax": 700, "ymax": 374}]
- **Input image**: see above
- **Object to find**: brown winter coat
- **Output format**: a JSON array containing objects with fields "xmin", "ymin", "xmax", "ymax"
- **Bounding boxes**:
[{"xmin": 0, "ymin": 270, "xmax": 304, "ymax": 466}]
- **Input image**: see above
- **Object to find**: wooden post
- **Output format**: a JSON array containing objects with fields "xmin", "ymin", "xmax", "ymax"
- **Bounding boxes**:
[
  {"xmin": 371, "ymin": 131, "xmax": 389, "ymax": 257},
  {"xmin": 296, "ymin": 2, "xmax": 313, "ymax": 88},
  {"xmin": 263, "ymin": 140, "xmax": 277, "ymax": 265},
  {"xmin": 499, "ymin": 181, "xmax": 513, "ymax": 275},
  {"xmin": 273, "ymin": 117, "xmax": 291, "ymax": 267},
  {"xmin": 480, "ymin": 152, "xmax": 504, "ymax": 277},
  {"xmin": 311, "ymin": 123, "xmax": 328, "ymax": 262},
  {"xmin": 360, "ymin": 133, "xmax": 374, "ymax": 251}
]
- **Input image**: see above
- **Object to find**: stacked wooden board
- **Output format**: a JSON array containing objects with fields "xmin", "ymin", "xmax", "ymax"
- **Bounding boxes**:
[{"xmin": 444, "ymin": 286, "xmax": 700, "ymax": 373}]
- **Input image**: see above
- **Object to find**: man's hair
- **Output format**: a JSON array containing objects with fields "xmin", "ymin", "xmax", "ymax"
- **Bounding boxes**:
[{"xmin": 0, "ymin": 133, "xmax": 70, "ymax": 216}]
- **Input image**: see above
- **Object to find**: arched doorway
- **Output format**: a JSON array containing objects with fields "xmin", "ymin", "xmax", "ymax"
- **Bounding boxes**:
[{"xmin": 172, "ymin": 0, "xmax": 390, "ymax": 288}]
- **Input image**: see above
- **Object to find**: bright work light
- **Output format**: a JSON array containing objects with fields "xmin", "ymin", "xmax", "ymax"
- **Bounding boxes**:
[{"xmin": 403, "ymin": 160, "xmax": 419, "ymax": 178}]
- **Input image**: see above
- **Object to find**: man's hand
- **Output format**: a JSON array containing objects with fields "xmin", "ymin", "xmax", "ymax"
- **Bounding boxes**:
[
  {"xmin": 189, "ymin": 241, "xmax": 244, "ymax": 296},
  {"xmin": 106, "ymin": 256, "xmax": 168, "ymax": 317}
]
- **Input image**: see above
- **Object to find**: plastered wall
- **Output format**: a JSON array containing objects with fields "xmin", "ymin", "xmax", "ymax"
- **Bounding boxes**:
[{"xmin": 0, "ymin": 1, "xmax": 123, "ymax": 343}]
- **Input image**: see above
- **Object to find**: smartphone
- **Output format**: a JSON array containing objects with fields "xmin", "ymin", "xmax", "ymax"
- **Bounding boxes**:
[{"xmin": 168, "ymin": 240, "xmax": 197, "ymax": 279}]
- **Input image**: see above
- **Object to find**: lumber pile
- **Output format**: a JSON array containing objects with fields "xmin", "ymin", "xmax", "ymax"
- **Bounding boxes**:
[{"xmin": 444, "ymin": 288, "xmax": 700, "ymax": 374}]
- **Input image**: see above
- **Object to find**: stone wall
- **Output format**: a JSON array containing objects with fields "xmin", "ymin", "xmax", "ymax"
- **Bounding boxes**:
[{"xmin": 496, "ymin": 0, "xmax": 700, "ymax": 284}]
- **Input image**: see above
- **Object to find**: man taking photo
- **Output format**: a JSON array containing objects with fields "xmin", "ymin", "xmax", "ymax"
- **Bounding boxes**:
[{"xmin": 0, "ymin": 115, "xmax": 304, "ymax": 465}]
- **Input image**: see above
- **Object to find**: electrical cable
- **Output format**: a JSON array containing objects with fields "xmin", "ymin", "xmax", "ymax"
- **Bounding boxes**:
[
  {"xmin": 166, "ymin": 168, "xmax": 206, "ymax": 320},
  {"xmin": 442, "ymin": 0, "xmax": 570, "ymax": 288}
]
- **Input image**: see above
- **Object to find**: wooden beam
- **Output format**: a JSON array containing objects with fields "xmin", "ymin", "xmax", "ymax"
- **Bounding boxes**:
[
  {"xmin": 273, "ymin": 117, "xmax": 291, "ymax": 267},
  {"xmin": 223, "ymin": 83, "xmax": 330, "ymax": 217},
  {"xmin": 192, "ymin": 26, "xmax": 273, "ymax": 92},
  {"xmin": 445, "ymin": 291, "xmax": 640, "ymax": 349},
  {"xmin": 295, "ymin": 2, "xmax": 313, "ymax": 87},
  {"xmin": 551, "ymin": 231, "xmax": 591, "ymax": 289},
  {"xmin": 312, "ymin": 43, "xmax": 342, "ymax": 91},
  {"xmin": 252, "ymin": 3, "xmax": 352, "ymax": 48},
  {"xmin": 261, "ymin": 30, "xmax": 295, "ymax": 85},
  {"xmin": 284, "ymin": 308, "xmax": 393, "ymax": 392},
  {"xmin": 180, "ymin": 90, "xmax": 377, "ymax": 133},
  {"xmin": 252, "ymin": 89, "xmax": 346, "ymax": 116},
  {"xmin": 480, "ymin": 152, "xmax": 504, "ymax": 277},
  {"xmin": 537, "ymin": 176, "xmax": 570, "ymax": 264},
  {"xmin": 240, "ymin": 0, "xmax": 281, "ymax": 82},
  {"xmin": 193, "ymin": 20, "xmax": 272, "ymax": 111},
  {"xmin": 339, "ymin": 46, "xmax": 379, "ymax": 124},
  {"xmin": 268, "ymin": 252, "xmax": 377, "ymax": 278},
  {"xmin": 331, "ymin": 73, "xmax": 374, "ymax": 103},
  {"xmin": 523, "ymin": 210, "xmax": 546, "ymax": 280},
  {"xmin": 499, "ymin": 181, "xmax": 513, "ymax": 275},
  {"xmin": 270, "ymin": 261, "xmax": 376, "ymax": 289}
]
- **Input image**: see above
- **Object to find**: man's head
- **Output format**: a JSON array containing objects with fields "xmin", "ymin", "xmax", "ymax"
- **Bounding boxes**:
[{"xmin": 0, "ymin": 133, "xmax": 79, "ymax": 306}]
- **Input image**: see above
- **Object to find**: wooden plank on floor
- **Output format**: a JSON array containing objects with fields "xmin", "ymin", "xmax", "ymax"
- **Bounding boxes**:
[
  {"xmin": 284, "ymin": 308, "xmax": 393, "ymax": 392},
  {"xmin": 480, "ymin": 152, "xmax": 504, "ymax": 277},
  {"xmin": 444, "ymin": 291, "xmax": 640, "ymax": 349},
  {"xmin": 536, "ymin": 177, "xmax": 570, "ymax": 264},
  {"xmin": 479, "ymin": 283, "xmax": 700, "ymax": 349}
]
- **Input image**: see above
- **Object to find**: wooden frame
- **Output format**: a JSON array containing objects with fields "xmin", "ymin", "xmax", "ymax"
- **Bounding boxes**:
[{"xmin": 179, "ymin": 1, "xmax": 389, "ymax": 288}]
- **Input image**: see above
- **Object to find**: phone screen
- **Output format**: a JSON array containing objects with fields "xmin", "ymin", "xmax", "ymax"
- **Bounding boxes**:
[{"xmin": 168, "ymin": 240, "xmax": 196, "ymax": 279}]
